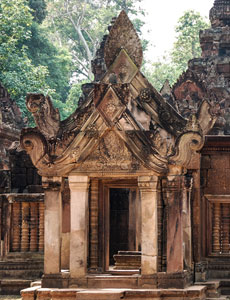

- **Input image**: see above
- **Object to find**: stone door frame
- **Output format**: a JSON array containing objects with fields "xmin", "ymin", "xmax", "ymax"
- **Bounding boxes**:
[{"xmin": 99, "ymin": 178, "xmax": 138, "ymax": 272}]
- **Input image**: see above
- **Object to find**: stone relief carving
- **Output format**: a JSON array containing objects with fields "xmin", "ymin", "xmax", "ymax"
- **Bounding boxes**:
[
  {"xmin": 79, "ymin": 130, "xmax": 141, "ymax": 172},
  {"xmin": 21, "ymin": 10, "xmax": 216, "ymax": 177},
  {"xmin": 104, "ymin": 11, "xmax": 143, "ymax": 69}
]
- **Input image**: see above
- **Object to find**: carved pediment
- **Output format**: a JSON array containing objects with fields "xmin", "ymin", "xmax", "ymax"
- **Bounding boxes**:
[
  {"xmin": 21, "ymin": 11, "xmax": 216, "ymax": 178},
  {"xmin": 103, "ymin": 49, "xmax": 139, "ymax": 84},
  {"xmin": 78, "ymin": 130, "xmax": 146, "ymax": 173}
]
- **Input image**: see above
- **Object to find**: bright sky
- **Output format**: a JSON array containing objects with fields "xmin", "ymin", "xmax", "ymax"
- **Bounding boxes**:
[{"xmin": 139, "ymin": 0, "xmax": 214, "ymax": 61}]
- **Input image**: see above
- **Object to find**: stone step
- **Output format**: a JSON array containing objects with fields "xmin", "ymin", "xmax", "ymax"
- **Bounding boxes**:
[
  {"xmin": 87, "ymin": 275, "xmax": 139, "ymax": 288},
  {"xmin": 206, "ymin": 298, "xmax": 229, "ymax": 300},
  {"xmin": 0, "ymin": 260, "xmax": 43, "ymax": 279},
  {"xmin": 0, "ymin": 279, "xmax": 32, "ymax": 295},
  {"xmin": 108, "ymin": 269, "xmax": 140, "ymax": 275},
  {"xmin": 21, "ymin": 286, "xmax": 207, "ymax": 300},
  {"xmin": 219, "ymin": 280, "xmax": 230, "ymax": 296},
  {"xmin": 195, "ymin": 280, "xmax": 221, "ymax": 298}
]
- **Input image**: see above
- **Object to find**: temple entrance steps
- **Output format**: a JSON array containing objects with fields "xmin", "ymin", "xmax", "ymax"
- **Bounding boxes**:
[
  {"xmin": 20, "ymin": 279, "xmax": 230, "ymax": 299},
  {"xmin": 21, "ymin": 285, "xmax": 208, "ymax": 300},
  {"xmin": 196, "ymin": 280, "xmax": 230, "ymax": 299},
  {"xmin": 0, "ymin": 252, "xmax": 44, "ymax": 279},
  {"xmin": 0, "ymin": 279, "xmax": 32, "ymax": 295}
]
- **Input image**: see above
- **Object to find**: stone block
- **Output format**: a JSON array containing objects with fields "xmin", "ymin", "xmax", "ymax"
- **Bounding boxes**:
[
  {"xmin": 51, "ymin": 288, "xmax": 79, "ymax": 300},
  {"xmin": 21, "ymin": 286, "xmax": 39, "ymax": 300},
  {"xmin": 0, "ymin": 279, "xmax": 32, "ymax": 295},
  {"xmin": 157, "ymin": 271, "xmax": 192, "ymax": 289},
  {"xmin": 87, "ymin": 275, "xmax": 138, "ymax": 289},
  {"xmin": 201, "ymin": 155, "xmax": 211, "ymax": 169},
  {"xmin": 211, "ymin": 155, "xmax": 229, "ymax": 169},
  {"xmin": 114, "ymin": 251, "xmax": 141, "ymax": 270},
  {"xmin": 124, "ymin": 289, "xmax": 161, "ymax": 300},
  {"xmin": 138, "ymin": 274, "xmax": 157, "ymax": 288},
  {"xmin": 76, "ymin": 290, "xmax": 124, "ymax": 300},
  {"xmin": 61, "ymin": 232, "xmax": 70, "ymax": 270},
  {"xmin": 207, "ymin": 169, "xmax": 226, "ymax": 193},
  {"xmin": 42, "ymin": 274, "xmax": 67, "ymax": 289},
  {"xmin": 69, "ymin": 277, "xmax": 87, "ymax": 288},
  {"xmin": 37, "ymin": 288, "xmax": 52, "ymax": 300}
]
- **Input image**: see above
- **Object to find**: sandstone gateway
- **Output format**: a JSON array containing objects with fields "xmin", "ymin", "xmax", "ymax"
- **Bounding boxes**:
[{"xmin": 2, "ymin": 0, "xmax": 230, "ymax": 299}]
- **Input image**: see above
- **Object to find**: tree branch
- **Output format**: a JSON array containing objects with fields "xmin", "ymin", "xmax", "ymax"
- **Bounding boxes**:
[
  {"xmin": 65, "ymin": 0, "xmax": 93, "ymax": 79},
  {"xmin": 72, "ymin": 53, "xmax": 89, "ymax": 77}
]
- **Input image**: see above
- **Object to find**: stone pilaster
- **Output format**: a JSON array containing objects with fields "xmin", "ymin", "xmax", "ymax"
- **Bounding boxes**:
[
  {"xmin": 89, "ymin": 179, "xmax": 99, "ymax": 272},
  {"xmin": 11, "ymin": 202, "xmax": 21, "ymax": 252},
  {"xmin": 166, "ymin": 169, "xmax": 184, "ymax": 273},
  {"xmin": 183, "ymin": 174, "xmax": 193, "ymax": 270},
  {"xmin": 68, "ymin": 175, "xmax": 89, "ymax": 280},
  {"xmin": 42, "ymin": 177, "xmax": 63, "ymax": 275},
  {"xmin": 21, "ymin": 202, "xmax": 30, "ymax": 252},
  {"xmin": 30, "ymin": 202, "xmax": 38, "ymax": 252},
  {"xmin": 38, "ymin": 202, "xmax": 44, "ymax": 252},
  {"xmin": 138, "ymin": 176, "xmax": 159, "ymax": 275}
]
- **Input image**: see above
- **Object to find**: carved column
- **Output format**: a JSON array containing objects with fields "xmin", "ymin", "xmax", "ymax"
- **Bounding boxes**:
[
  {"xmin": 89, "ymin": 179, "xmax": 99, "ymax": 271},
  {"xmin": 21, "ymin": 202, "xmax": 30, "ymax": 252},
  {"xmin": 222, "ymin": 203, "xmax": 230, "ymax": 253},
  {"xmin": 213, "ymin": 202, "xmax": 221, "ymax": 254},
  {"xmin": 38, "ymin": 202, "xmax": 44, "ymax": 252},
  {"xmin": 42, "ymin": 177, "xmax": 62, "ymax": 274},
  {"xmin": 166, "ymin": 170, "xmax": 184, "ymax": 273},
  {"xmin": 68, "ymin": 175, "xmax": 89, "ymax": 279},
  {"xmin": 138, "ymin": 176, "xmax": 159, "ymax": 275},
  {"xmin": 30, "ymin": 202, "xmax": 38, "ymax": 252},
  {"xmin": 183, "ymin": 174, "xmax": 193, "ymax": 269},
  {"xmin": 129, "ymin": 189, "xmax": 138, "ymax": 251},
  {"xmin": 11, "ymin": 202, "xmax": 21, "ymax": 252}
]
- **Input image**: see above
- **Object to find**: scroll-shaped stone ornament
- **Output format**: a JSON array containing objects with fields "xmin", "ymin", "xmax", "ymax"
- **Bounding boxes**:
[
  {"xmin": 20, "ymin": 130, "xmax": 47, "ymax": 168},
  {"xmin": 26, "ymin": 93, "xmax": 60, "ymax": 139},
  {"xmin": 169, "ymin": 115, "xmax": 204, "ymax": 167},
  {"xmin": 104, "ymin": 10, "xmax": 143, "ymax": 69}
]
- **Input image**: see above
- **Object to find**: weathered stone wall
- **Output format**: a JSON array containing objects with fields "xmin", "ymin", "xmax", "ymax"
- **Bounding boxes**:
[
  {"xmin": 8, "ymin": 147, "xmax": 42, "ymax": 193},
  {"xmin": 201, "ymin": 153, "xmax": 230, "ymax": 195}
]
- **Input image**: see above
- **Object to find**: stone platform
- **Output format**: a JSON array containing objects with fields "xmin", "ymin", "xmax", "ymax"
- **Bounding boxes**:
[{"xmin": 21, "ymin": 286, "xmax": 207, "ymax": 300}]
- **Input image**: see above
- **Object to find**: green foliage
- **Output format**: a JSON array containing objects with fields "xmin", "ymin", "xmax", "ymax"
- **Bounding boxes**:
[
  {"xmin": 147, "ymin": 10, "xmax": 209, "ymax": 91},
  {"xmin": 65, "ymin": 80, "xmax": 89, "ymax": 114},
  {"xmin": 145, "ymin": 58, "xmax": 181, "ymax": 91},
  {"xmin": 25, "ymin": 22, "xmax": 72, "ymax": 102},
  {"xmin": 171, "ymin": 10, "xmax": 209, "ymax": 73},
  {"xmin": 0, "ymin": 0, "xmax": 73, "ymax": 125},
  {"xmin": 0, "ymin": 0, "xmax": 49, "ymax": 123},
  {"xmin": 28, "ymin": 0, "xmax": 47, "ymax": 24},
  {"xmin": 44, "ymin": 0, "xmax": 146, "ymax": 81}
]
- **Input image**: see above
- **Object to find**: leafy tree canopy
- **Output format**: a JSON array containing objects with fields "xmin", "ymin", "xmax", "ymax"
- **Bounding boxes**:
[
  {"xmin": 0, "ymin": 0, "xmax": 49, "ymax": 120},
  {"xmin": 0, "ymin": 0, "xmax": 73, "ymax": 124},
  {"xmin": 147, "ymin": 10, "xmax": 209, "ymax": 91},
  {"xmin": 44, "ymin": 0, "xmax": 146, "ymax": 81},
  {"xmin": 28, "ymin": 0, "xmax": 47, "ymax": 24}
]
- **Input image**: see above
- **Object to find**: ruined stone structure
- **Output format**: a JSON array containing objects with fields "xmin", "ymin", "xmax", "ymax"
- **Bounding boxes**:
[
  {"xmin": 0, "ymin": 84, "xmax": 44, "ymax": 294},
  {"xmin": 0, "ymin": 83, "xmax": 24, "ymax": 170},
  {"xmin": 16, "ymin": 0, "xmax": 230, "ymax": 299}
]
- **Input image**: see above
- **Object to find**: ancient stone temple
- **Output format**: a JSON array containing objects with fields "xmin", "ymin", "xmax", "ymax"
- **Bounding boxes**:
[
  {"xmin": 0, "ymin": 83, "xmax": 44, "ymax": 294},
  {"xmin": 19, "ymin": 1, "xmax": 230, "ymax": 299}
]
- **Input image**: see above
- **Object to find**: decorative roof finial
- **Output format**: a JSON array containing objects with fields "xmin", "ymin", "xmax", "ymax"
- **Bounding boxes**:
[
  {"xmin": 104, "ymin": 11, "xmax": 143, "ymax": 70},
  {"xmin": 210, "ymin": 0, "xmax": 230, "ymax": 27}
]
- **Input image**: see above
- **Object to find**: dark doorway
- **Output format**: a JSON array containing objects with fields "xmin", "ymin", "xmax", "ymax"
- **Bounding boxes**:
[{"xmin": 109, "ymin": 188, "xmax": 129, "ymax": 265}]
